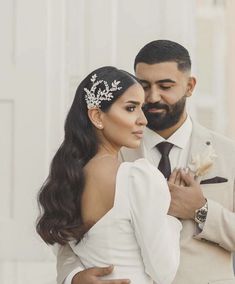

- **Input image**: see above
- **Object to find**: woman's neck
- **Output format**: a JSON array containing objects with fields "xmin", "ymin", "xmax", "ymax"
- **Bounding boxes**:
[{"xmin": 96, "ymin": 145, "xmax": 119, "ymax": 159}]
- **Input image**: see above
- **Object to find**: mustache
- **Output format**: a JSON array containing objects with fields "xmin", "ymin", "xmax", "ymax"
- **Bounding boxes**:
[{"xmin": 143, "ymin": 102, "xmax": 169, "ymax": 112}]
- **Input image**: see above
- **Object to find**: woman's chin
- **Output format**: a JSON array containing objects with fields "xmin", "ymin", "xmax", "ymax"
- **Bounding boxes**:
[{"xmin": 124, "ymin": 140, "xmax": 142, "ymax": 149}]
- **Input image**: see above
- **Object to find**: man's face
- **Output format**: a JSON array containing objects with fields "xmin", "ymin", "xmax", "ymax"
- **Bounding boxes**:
[{"xmin": 135, "ymin": 62, "xmax": 195, "ymax": 132}]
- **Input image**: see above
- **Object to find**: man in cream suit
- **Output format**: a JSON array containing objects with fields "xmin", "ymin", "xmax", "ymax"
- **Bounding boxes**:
[{"xmin": 57, "ymin": 40, "xmax": 235, "ymax": 284}]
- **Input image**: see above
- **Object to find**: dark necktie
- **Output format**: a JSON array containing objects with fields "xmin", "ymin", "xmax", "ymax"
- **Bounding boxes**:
[{"xmin": 156, "ymin": 142, "xmax": 174, "ymax": 179}]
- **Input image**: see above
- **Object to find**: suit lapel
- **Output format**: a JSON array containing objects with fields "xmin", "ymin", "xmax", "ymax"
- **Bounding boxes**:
[{"xmin": 188, "ymin": 120, "xmax": 217, "ymax": 180}]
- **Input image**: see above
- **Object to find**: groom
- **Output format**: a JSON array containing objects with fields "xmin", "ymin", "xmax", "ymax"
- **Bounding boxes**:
[{"xmin": 57, "ymin": 40, "xmax": 235, "ymax": 284}]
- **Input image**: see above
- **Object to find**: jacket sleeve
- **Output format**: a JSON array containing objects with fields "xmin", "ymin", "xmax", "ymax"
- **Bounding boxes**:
[
  {"xmin": 194, "ymin": 178, "xmax": 235, "ymax": 252},
  {"xmin": 56, "ymin": 244, "xmax": 84, "ymax": 284},
  {"xmin": 128, "ymin": 159, "xmax": 182, "ymax": 284}
]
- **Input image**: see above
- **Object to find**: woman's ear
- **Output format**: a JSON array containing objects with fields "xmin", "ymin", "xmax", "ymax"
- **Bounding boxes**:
[{"xmin": 87, "ymin": 108, "xmax": 104, "ymax": 129}]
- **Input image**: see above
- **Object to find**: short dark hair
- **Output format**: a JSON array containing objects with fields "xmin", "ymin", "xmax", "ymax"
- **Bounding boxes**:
[{"xmin": 134, "ymin": 40, "xmax": 191, "ymax": 72}]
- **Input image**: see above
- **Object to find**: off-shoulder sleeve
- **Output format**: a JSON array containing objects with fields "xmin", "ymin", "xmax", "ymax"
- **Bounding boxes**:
[{"xmin": 127, "ymin": 159, "xmax": 182, "ymax": 284}]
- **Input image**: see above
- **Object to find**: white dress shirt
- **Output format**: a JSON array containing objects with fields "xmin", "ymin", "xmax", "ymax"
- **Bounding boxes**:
[{"xmin": 144, "ymin": 115, "xmax": 192, "ymax": 170}]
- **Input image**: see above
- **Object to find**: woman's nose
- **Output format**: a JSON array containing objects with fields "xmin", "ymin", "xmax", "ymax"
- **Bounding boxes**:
[{"xmin": 138, "ymin": 109, "xmax": 147, "ymax": 126}]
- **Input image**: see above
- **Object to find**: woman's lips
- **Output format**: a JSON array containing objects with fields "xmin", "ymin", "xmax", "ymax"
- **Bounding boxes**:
[{"xmin": 132, "ymin": 130, "xmax": 144, "ymax": 138}]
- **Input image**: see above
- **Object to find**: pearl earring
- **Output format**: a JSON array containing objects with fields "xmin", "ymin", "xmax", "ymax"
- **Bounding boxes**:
[{"xmin": 97, "ymin": 123, "xmax": 103, "ymax": 129}]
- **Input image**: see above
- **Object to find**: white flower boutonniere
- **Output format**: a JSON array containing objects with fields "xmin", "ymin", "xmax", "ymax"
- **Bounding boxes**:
[{"xmin": 189, "ymin": 144, "xmax": 217, "ymax": 177}]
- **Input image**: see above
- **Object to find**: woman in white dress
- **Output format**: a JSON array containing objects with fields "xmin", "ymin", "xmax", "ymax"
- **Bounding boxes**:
[{"xmin": 37, "ymin": 66, "xmax": 182, "ymax": 284}]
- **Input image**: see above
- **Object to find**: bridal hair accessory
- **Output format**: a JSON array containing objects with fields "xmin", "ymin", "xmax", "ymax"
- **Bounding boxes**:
[
  {"xmin": 188, "ymin": 143, "xmax": 217, "ymax": 177},
  {"xmin": 84, "ymin": 74, "xmax": 122, "ymax": 109}
]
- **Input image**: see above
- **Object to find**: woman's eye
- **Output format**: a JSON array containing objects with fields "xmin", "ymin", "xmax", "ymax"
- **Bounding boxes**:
[{"xmin": 126, "ymin": 106, "xmax": 136, "ymax": 112}]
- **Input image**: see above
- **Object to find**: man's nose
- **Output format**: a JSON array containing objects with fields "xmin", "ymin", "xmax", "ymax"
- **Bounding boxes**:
[{"xmin": 145, "ymin": 86, "xmax": 161, "ymax": 103}]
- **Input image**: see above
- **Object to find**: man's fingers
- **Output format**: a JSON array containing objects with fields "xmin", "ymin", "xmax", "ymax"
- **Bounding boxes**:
[
  {"xmin": 169, "ymin": 168, "xmax": 177, "ymax": 183},
  {"xmin": 91, "ymin": 265, "xmax": 114, "ymax": 277},
  {"xmin": 94, "ymin": 266, "xmax": 131, "ymax": 284},
  {"xmin": 175, "ymin": 170, "xmax": 181, "ymax": 185},
  {"xmin": 180, "ymin": 169, "xmax": 196, "ymax": 186},
  {"xmin": 168, "ymin": 182, "xmax": 180, "ymax": 192}
]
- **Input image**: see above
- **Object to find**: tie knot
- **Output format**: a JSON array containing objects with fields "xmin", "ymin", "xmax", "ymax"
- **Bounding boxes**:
[{"xmin": 156, "ymin": 142, "xmax": 174, "ymax": 156}]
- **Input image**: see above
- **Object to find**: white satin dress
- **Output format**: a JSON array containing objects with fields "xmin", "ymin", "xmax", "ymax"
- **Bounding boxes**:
[{"xmin": 69, "ymin": 159, "xmax": 182, "ymax": 284}]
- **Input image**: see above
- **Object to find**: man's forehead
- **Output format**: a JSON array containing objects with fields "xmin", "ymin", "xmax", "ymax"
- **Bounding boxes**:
[{"xmin": 135, "ymin": 62, "xmax": 186, "ymax": 83}]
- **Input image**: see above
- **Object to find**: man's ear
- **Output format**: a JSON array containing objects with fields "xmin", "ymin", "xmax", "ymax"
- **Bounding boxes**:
[
  {"xmin": 186, "ymin": 76, "xmax": 196, "ymax": 97},
  {"xmin": 87, "ymin": 108, "xmax": 104, "ymax": 129}
]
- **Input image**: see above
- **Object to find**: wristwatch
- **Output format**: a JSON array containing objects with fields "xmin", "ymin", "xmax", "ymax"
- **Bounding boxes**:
[{"xmin": 194, "ymin": 200, "xmax": 208, "ymax": 224}]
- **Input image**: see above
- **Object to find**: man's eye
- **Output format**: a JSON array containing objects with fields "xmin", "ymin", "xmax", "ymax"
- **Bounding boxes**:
[
  {"xmin": 160, "ymin": 85, "xmax": 171, "ymax": 90},
  {"xmin": 142, "ymin": 85, "xmax": 149, "ymax": 90}
]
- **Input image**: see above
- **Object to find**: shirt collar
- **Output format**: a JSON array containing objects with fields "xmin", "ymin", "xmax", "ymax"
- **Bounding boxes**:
[{"xmin": 143, "ymin": 115, "xmax": 192, "ymax": 150}]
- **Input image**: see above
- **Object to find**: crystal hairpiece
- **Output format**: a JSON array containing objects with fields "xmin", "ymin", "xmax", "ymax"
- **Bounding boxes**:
[{"xmin": 84, "ymin": 74, "xmax": 122, "ymax": 109}]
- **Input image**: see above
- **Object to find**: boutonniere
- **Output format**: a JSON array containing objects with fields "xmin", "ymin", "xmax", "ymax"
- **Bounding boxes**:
[{"xmin": 189, "ymin": 143, "xmax": 217, "ymax": 178}]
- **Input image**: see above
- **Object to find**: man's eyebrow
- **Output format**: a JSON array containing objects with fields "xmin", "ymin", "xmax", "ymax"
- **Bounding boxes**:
[
  {"xmin": 139, "ymin": 79, "xmax": 176, "ymax": 84},
  {"xmin": 156, "ymin": 79, "xmax": 176, "ymax": 84}
]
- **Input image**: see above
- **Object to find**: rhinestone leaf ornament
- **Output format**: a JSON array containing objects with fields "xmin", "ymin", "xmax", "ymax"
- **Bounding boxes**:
[{"xmin": 84, "ymin": 74, "xmax": 122, "ymax": 109}]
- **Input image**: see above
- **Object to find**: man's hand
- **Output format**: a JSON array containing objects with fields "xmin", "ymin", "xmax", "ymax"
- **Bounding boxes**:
[
  {"xmin": 71, "ymin": 265, "xmax": 130, "ymax": 284},
  {"xmin": 168, "ymin": 169, "xmax": 206, "ymax": 219}
]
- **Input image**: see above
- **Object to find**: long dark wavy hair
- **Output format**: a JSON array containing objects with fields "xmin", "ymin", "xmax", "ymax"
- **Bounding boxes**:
[{"xmin": 36, "ymin": 66, "xmax": 138, "ymax": 245}]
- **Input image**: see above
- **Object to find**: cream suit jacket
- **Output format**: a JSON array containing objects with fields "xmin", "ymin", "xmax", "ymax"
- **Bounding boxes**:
[{"xmin": 57, "ymin": 121, "xmax": 235, "ymax": 284}]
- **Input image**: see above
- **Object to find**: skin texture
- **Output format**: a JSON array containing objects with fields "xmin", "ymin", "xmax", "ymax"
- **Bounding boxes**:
[
  {"xmin": 135, "ymin": 62, "xmax": 195, "ymax": 139},
  {"xmin": 88, "ymin": 83, "xmax": 147, "ymax": 152},
  {"xmin": 98, "ymin": 83, "xmax": 147, "ymax": 150}
]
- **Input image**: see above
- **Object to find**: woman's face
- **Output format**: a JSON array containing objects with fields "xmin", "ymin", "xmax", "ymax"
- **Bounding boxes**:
[{"xmin": 100, "ymin": 83, "xmax": 147, "ymax": 149}]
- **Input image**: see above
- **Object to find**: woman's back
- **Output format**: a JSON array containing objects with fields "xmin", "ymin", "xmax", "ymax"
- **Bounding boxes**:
[
  {"xmin": 82, "ymin": 155, "xmax": 120, "ymax": 229},
  {"xmin": 70, "ymin": 159, "xmax": 182, "ymax": 284}
]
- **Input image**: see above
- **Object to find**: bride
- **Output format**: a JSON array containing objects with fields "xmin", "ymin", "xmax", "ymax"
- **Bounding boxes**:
[{"xmin": 36, "ymin": 66, "xmax": 182, "ymax": 284}]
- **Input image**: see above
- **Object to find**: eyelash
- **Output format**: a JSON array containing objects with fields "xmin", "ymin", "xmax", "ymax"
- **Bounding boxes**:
[
  {"xmin": 126, "ymin": 105, "xmax": 136, "ymax": 112},
  {"xmin": 160, "ymin": 85, "xmax": 171, "ymax": 90},
  {"xmin": 142, "ymin": 86, "xmax": 149, "ymax": 90}
]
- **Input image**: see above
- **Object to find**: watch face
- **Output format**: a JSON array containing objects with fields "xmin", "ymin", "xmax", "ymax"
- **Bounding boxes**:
[
  {"xmin": 195, "ymin": 204, "xmax": 208, "ymax": 224},
  {"xmin": 198, "ymin": 209, "xmax": 207, "ymax": 217}
]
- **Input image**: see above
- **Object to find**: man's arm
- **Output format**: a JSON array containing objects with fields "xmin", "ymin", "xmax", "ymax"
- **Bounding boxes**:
[
  {"xmin": 168, "ymin": 169, "xmax": 235, "ymax": 251},
  {"xmin": 56, "ymin": 244, "xmax": 84, "ymax": 284},
  {"xmin": 56, "ymin": 244, "xmax": 130, "ymax": 284},
  {"xmin": 193, "ymin": 177, "xmax": 235, "ymax": 251},
  {"xmin": 70, "ymin": 266, "xmax": 130, "ymax": 284}
]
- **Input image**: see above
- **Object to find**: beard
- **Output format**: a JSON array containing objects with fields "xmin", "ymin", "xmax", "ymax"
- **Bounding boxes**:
[{"xmin": 143, "ymin": 96, "xmax": 186, "ymax": 131}]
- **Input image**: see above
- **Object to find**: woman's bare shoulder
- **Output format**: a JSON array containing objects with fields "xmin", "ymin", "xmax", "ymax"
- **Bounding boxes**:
[{"xmin": 82, "ymin": 156, "xmax": 121, "ymax": 221}]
